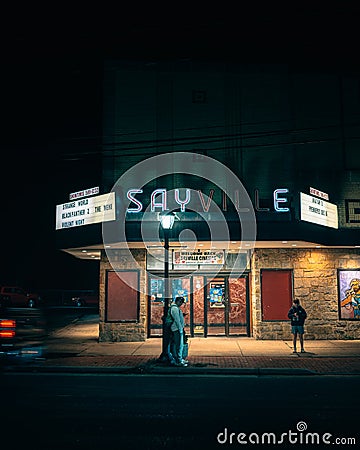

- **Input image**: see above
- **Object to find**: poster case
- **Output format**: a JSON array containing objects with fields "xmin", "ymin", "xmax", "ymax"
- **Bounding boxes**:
[{"xmin": 338, "ymin": 269, "xmax": 360, "ymax": 320}]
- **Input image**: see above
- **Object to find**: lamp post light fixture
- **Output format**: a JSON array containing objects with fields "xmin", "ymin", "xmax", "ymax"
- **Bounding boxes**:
[{"xmin": 159, "ymin": 212, "xmax": 175, "ymax": 361}]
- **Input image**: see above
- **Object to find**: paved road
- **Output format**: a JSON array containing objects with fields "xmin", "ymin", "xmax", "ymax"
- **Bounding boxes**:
[{"xmin": 1, "ymin": 372, "xmax": 358, "ymax": 449}]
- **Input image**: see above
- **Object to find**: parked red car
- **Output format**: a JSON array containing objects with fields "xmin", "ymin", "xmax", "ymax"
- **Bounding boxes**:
[
  {"xmin": 71, "ymin": 294, "xmax": 99, "ymax": 307},
  {"xmin": 0, "ymin": 286, "xmax": 42, "ymax": 308}
]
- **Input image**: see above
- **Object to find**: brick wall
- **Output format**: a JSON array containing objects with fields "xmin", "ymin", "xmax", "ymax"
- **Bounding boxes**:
[
  {"xmin": 338, "ymin": 179, "xmax": 360, "ymax": 228},
  {"xmin": 252, "ymin": 248, "xmax": 360, "ymax": 340},
  {"xmin": 99, "ymin": 249, "xmax": 147, "ymax": 342}
]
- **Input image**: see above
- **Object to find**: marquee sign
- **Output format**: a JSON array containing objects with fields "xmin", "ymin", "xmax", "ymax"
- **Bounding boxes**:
[
  {"xmin": 126, "ymin": 187, "xmax": 290, "ymax": 213},
  {"xmin": 174, "ymin": 250, "xmax": 225, "ymax": 265},
  {"xmin": 300, "ymin": 192, "xmax": 338, "ymax": 229},
  {"xmin": 56, "ymin": 192, "xmax": 116, "ymax": 229}
]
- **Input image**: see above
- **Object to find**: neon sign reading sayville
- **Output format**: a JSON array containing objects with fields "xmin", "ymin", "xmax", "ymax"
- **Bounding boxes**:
[{"xmin": 126, "ymin": 188, "xmax": 290, "ymax": 213}]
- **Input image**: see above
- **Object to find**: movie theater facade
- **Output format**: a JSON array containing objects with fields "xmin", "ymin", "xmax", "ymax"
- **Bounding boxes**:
[{"xmin": 56, "ymin": 61, "xmax": 360, "ymax": 341}]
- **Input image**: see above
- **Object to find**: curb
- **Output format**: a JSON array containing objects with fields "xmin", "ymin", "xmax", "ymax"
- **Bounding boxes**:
[{"xmin": 1, "ymin": 362, "xmax": 316, "ymax": 376}]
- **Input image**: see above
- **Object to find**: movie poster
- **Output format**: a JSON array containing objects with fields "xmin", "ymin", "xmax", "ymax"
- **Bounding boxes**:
[{"xmin": 338, "ymin": 269, "xmax": 360, "ymax": 320}]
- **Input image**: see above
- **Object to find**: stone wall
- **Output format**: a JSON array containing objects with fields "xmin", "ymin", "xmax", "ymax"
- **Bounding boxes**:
[
  {"xmin": 99, "ymin": 249, "xmax": 147, "ymax": 342},
  {"xmin": 252, "ymin": 248, "xmax": 360, "ymax": 340}
]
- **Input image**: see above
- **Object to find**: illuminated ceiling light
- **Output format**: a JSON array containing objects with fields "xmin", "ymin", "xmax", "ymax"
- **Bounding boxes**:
[
  {"xmin": 231, "ymin": 241, "xmax": 237, "ymax": 244},
  {"xmin": 291, "ymin": 244, "xmax": 297, "ymax": 247},
  {"xmin": 315, "ymin": 245, "xmax": 321, "ymax": 248},
  {"xmin": 282, "ymin": 241, "xmax": 288, "ymax": 244},
  {"xmin": 105, "ymin": 245, "xmax": 111, "ymax": 248},
  {"xmin": 91, "ymin": 255, "xmax": 96, "ymax": 258},
  {"xmin": 198, "ymin": 243, "xmax": 204, "ymax": 247},
  {"xmin": 81, "ymin": 250, "xmax": 87, "ymax": 253}
]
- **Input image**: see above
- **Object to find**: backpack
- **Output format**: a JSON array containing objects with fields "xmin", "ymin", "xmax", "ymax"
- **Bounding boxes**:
[{"xmin": 164, "ymin": 304, "xmax": 176, "ymax": 328}]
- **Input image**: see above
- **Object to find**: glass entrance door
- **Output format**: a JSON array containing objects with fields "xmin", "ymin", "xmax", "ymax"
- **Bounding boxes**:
[
  {"xmin": 228, "ymin": 276, "xmax": 249, "ymax": 336},
  {"xmin": 205, "ymin": 277, "xmax": 227, "ymax": 336},
  {"xmin": 171, "ymin": 278, "xmax": 191, "ymax": 337},
  {"xmin": 148, "ymin": 276, "xmax": 191, "ymax": 337},
  {"xmin": 205, "ymin": 276, "xmax": 249, "ymax": 337}
]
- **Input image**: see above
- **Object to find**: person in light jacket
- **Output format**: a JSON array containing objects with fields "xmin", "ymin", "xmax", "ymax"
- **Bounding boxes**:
[{"xmin": 169, "ymin": 296, "xmax": 188, "ymax": 366}]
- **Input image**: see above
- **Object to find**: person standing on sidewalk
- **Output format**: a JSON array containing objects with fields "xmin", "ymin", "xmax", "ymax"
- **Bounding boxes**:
[
  {"xmin": 169, "ymin": 296, "xmax": 188, "ymax": 366},
  {"xmin": 288, "ymin": 299, "xmax": 307, "ymax": 353}
]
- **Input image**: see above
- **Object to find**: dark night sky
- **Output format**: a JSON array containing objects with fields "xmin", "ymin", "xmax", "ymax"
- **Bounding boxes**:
[{"xmin": 1, "ymin": 4, "xmax": 360, "ymax": 291}]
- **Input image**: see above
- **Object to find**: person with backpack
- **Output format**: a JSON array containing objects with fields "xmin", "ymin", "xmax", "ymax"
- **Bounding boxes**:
[
  {"xmin": 168, "ymin": 296, "xmax": 188, "ymax": 366},
  {"xmin": 288, "ymin": 298, "xmax": 307, "ymax": 353}
]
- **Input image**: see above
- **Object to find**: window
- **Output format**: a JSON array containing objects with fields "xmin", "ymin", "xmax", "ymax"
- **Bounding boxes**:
[
  {"xmin": 345, "ymin": 199, "xmax": 360, "ymax": 224},
  {"xmin": 147, "ymin": 249, "xmax": 166, "ymax": 271},
  {"xmin": 261, "ymin": 269, "xmax": 293, "ymax": 320}
]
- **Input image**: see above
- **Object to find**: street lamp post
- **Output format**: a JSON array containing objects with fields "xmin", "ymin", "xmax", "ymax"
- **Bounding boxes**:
[{"xmin": 159, "ymin": 213, "xmax": 175, "ymax": 361}]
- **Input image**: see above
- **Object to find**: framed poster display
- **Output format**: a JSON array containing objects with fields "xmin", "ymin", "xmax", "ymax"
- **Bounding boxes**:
[{"xmin": 338, "ymin": 269, "xmax": 360, "ymax": 320}]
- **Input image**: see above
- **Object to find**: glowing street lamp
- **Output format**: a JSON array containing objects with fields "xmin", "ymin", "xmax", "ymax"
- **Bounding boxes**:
[
  {"xmin": 159, "ymin": 213, "xmax": 175, "ymax": 231},
  {"xmin": 158, "ymin": 212, "xmax": 175, "ymax": 361}
]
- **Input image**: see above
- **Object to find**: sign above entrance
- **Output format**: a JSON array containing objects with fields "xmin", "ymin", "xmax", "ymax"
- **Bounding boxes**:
[
  {"xmin": 300, "ymin": 192, "xmax": 338, "ymax": 229},
  {"xmin": 174, "ymin": 250, "xmax": 225, "ymax": 265},
  {"xmin": 126, "ymin": 187, "xmax": 290, "ymax": 214}
]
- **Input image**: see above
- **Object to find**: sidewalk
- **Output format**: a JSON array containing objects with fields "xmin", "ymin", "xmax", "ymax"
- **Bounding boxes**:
[{"xmin": 5, "ymin": 314, "xmax": 360, "ymax": 375}]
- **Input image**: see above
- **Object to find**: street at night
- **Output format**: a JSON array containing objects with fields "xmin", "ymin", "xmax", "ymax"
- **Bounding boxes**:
[{"xmin": 1, "ymin": 372, "xmax": 359, "ymax": 449}]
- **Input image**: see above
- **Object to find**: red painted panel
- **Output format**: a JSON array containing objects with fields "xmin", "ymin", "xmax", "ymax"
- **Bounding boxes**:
[
  {"xmin": 261, "ymin": 270, "xmax": 292, "ymax": 320},
  {"xmin": 106, "ymin": 271, "xmax": 139, "ymax": 321}
]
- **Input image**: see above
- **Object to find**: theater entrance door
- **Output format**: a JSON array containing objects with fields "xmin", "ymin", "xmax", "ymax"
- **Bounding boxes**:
[{"xmin": 192, "ymin": 275, "xmax": 249, "ymax": 337}]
